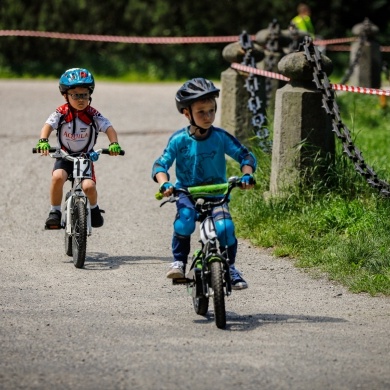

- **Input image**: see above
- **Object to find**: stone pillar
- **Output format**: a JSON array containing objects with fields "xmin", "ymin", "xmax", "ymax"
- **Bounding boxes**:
[
  {"xmin": 220, "ymin": 40, "xmax": 265, "ymax": 141},
  {"xmin": 268, "ymin": 51, "xmax": 335, "ymax": 197},
  {"xmin": 350, "ymin": 18, "xmax": 382, "ymax": 88},
  {"xmin": 255, "ymin": 22, "xmax": 308, "ymax": 111}
]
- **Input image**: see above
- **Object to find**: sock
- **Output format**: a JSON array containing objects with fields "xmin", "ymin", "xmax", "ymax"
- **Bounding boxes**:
[
  {"xmin": 90, "ymin": 204, "xmax": 98, "ymax": 209},
  {"xmin": 50, "ymin": 205, "xmax": 61, "ymax": 212}
]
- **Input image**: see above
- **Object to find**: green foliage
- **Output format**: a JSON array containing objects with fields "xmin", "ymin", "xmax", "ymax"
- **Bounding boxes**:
[
  {"xmin": 1, "ymin": 0, "xmax": 390, "ymax": 80},
  {"xmin": 230, "ymin": 93, "xmax": 390, "ymax": 296}
]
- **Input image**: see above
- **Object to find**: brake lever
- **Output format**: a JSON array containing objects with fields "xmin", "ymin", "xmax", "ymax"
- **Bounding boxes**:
[{"xmin": 159, "ymin": 195, "xmax": 178, "ymax": 207}]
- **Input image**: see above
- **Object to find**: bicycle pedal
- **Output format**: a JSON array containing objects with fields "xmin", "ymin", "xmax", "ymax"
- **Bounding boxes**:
[
  {"xmin": 172, "ymin": 277, "xmax": 190, "ymax": 285},
  {"xmin": 44, "ymin": 224, "xmax": 62, "ymax": 230}
]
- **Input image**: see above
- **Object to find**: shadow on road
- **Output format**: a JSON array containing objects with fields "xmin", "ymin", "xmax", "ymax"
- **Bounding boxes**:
[
  {"xmin": 194, "ymin": 312, "xmax": 348, "ymax": 331},
  {"xmin": 63, "ymin": 252, "xmax": 172, "ymax": 270}
]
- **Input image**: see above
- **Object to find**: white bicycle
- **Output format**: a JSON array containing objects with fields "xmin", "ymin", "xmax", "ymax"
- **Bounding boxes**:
[{"xmin": 33, "ymin": 147, "xmax": 125, "ymax": 268}]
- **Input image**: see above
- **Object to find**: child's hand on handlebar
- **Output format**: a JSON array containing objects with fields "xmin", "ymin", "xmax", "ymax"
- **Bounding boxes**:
[
  {"xmin": 108, "ymin": 142, "xmax": 122, "ymax": 156},
  {"xmin": 159, "ymin": 181, "xmax": 174, "ymax": 197},
  {"xmin": 36, "ymin": 138, "xmax": 51, "ymax": 155},
  {"xmin": 240, "ymin": 173, "xmax": 256, "ymax": 189}
]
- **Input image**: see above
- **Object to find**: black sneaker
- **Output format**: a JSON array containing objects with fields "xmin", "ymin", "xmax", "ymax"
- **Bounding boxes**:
[
  {"xmin": 45, "ymin": 210, "xmax": 62, "ymax": 229},
  {"xmin": 91, "ymin": 206, "xmax": 104, "ymax": 228},
  {"xmin": 229, "ymin": 265, "xmax": 248, "ymax": 290}
]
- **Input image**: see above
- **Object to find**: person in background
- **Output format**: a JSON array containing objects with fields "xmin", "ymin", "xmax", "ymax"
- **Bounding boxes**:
[{"xmin": 291, "ymin": 3, "xmax": 315, "ymax": 38}]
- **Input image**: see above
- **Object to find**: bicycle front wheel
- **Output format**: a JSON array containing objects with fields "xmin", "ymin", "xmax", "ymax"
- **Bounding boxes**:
[
  {"xmin": 210, "ymin": 261, "xmax": 226, "ymax": 329},
  {"xmin": 72, "ymin": 199, "xmax": 87, "ymax": 268}
]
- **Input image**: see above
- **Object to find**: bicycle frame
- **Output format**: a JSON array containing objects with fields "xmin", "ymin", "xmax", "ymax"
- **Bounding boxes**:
[
  {"xmin": 33, "ymin": 146, "xmax": 125, "ymax": 268},
  {"xmin": 61, "ymin": 152, "xmax": 93, "ymax": 236}
]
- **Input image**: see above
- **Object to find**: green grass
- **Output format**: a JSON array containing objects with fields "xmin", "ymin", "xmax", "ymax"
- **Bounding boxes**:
[{"xmin": 229, "ymin": 92, "xmax": 390, "ymax": 296}]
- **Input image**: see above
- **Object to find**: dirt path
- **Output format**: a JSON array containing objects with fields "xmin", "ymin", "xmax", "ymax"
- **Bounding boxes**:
[{"xmin": 0, "ymin": 80, "xmax": 389, "ymax": 390}]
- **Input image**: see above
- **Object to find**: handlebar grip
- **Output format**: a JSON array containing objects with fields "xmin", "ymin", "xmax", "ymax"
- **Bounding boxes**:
[
  {"xmin": 155, "ymin": 192, "xmax": 163, "ymax": 200},
  {"xmin": 32, "ymin": 147, "xmax": 57, "ymax": 153},
  {"xmin": 101, "ymin": 149, "xmax": 125, "ymax": 155}
]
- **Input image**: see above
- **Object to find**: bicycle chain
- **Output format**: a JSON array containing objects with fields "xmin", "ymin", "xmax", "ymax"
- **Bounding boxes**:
[
  {"xmin": 239, "ymin": 31, "xmax": 272, "ymax": 153},
  {"xmin": 302, "ymin": 37, "xmax": 390, "ymax": 196}
]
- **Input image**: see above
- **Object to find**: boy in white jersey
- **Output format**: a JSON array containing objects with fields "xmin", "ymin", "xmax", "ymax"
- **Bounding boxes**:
[{"xmin": 35, "ymin": 68, "xmax": 122, "ymax": 229}]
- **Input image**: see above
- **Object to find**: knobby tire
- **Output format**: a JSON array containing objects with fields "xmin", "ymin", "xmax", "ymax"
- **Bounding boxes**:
[
  {"xmin": 193, "ymin": 295, "xmax": 209, "ymax": 316},
  {"xmin": 72, "ymin": 199, "xmax": 87, "ymax": 268},
  {"xmin": 210, "ymin": 261, "xmax": 226, "ymax": 329}
]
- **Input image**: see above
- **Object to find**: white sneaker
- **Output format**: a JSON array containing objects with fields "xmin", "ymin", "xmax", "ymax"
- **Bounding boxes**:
[
  {"xmin": 166, "ymin": 261, "xmax": 185, "ymax": 279},
  {"xmin": 229, "ymin": 265, "xmax": 248, "ymax": 290}
]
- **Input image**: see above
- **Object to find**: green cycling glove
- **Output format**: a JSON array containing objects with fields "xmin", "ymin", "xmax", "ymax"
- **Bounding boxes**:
[
  {"xmin": 108, "ymin": 142, "xmax": 121, "ymax": 154},
  {"xmin": 36, "ymin": 138, "xmax": 50, "ymax": 152}
]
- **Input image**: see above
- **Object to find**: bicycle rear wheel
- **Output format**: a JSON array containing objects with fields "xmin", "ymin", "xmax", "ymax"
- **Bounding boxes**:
[
  {"xmin": 210, "ymin": 260, "xmax": 226, "ymax": 329},
  {"xmin": 193, "ymin": 296, "xmax": 209, "ymax": 316},
  {"xmin": 64, "ymin": 209, "xmax": 72, "ymax": 257},
  {"xmin": 72, "ymin": 199, "xmax": 87, "ymax": 268},
  {"xmin": 64, "ymin": 192, "xmax": 72, "ymax": 256},
  {"xmin": 65, "ymin": 229, "xmax": 73, "ymax": 257}
]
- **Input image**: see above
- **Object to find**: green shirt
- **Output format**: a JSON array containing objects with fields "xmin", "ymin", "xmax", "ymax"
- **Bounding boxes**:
[{"xmin": 291, "ymin": 15, "xmax": 315, "ymax": 37}]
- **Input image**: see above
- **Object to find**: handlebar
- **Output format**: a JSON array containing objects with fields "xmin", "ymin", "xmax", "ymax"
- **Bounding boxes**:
[
  {"xmin": 32, "ymin": 147, "xmax": 125, "ymax": 158},
  {"xmin": 156, "ymin": 176, "xmax": 252, "ymax": 209}
]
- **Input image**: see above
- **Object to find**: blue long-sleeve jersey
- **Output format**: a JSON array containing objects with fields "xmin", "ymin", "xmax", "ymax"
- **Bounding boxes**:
[{"xmin": 152, "ymin": 126, "xmax": 257, "ymax": 188}]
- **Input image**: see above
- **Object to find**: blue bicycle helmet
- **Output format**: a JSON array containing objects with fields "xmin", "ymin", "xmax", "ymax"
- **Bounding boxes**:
[
  {"xmin": 175, "ymin": 78, "xmax": 220, "ymax": 113},
  {"xmin": 59, "ymin": 68, "xmax": 95, "ymax": 94}
]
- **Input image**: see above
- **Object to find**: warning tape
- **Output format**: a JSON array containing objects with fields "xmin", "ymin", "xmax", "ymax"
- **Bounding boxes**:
[
  {"xmin": 0, "ymin": 30, "xmax": 245, "ymax": 44},
  {"xmin": 331, "ymin": 83, "xmax": 390, "ymax": 96},
  {"xmin": 231, "ymin": 62, "xmax": 390, "ymax": 97},
  {"xmin": 230, "ymin": 63, "xmax": 290, "ymax": 81},
  {"xmin": 0, "ymin": 30, "xmax": 373, "ymax": 48}
]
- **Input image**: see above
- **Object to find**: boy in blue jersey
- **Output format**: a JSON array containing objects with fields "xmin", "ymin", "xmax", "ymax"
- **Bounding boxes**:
[{"xmin": 152, "ymin": 78, "xmax": 256, "ymax": 290}]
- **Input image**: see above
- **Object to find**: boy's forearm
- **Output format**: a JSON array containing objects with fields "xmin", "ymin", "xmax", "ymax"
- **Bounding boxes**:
[
  {"xmin": 106, "ymin": 126, "xmax": 119, "ymax": 143},
  {"xmin": 39, "ymin": 123, "xmax": 53, "ymax": 139},
  {"xmin": 241, "ymin": 165, "xmax": 254, "ymax": 175},
  {"xmin": 155, "ymin": 172, "xmax": 169, "ymax": 185}
]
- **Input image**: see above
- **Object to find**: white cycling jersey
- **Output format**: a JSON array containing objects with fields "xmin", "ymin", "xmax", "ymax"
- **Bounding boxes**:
[{"xmin": 45, "ymin": 104, "xmax": 112, "ymax": 153}]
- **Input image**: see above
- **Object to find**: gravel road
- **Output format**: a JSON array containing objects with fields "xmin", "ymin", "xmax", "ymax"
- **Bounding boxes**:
[{"xmin": 0, "ymin": 80, "xmax": 389, "ymax": 390}]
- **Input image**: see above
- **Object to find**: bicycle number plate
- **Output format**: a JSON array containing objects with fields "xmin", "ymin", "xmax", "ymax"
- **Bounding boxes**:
[
  {"xmin": 73, "ymin": 158, "xmax": 92, "ymax": 179},
  {"xmin": 200, "ymin": 216, "xmax": 217, "ymax": 244}
]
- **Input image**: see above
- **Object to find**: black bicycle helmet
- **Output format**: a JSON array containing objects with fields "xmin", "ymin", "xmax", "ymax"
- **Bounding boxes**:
[
  {"xmin": 59, "ymin": 68, "xmax": 95, "ymax": 95},
  {"xmin": 175, "ymin": 78, "xmax": 220, "ymax": 113}
]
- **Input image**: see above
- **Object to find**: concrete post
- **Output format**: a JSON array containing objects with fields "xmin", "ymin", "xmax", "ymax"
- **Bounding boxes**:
[
  {"xmin": 220, "ymin": 41, "xmax": 265, "ymax": 141},
  {"xmin": 255, "ymin": 23, "xmax": 308, "ymax": 111},
  {"xmin": 350, "ymin": 18, "xmax": 382, "ymax": 88},
  {"xmin": 268, "ymin": 51, "xmax": 335, "ymax": 197}
]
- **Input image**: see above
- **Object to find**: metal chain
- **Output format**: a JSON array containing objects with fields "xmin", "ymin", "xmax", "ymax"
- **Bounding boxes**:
[
  {"xmin": 340, "ymin": 31, "xmax": 366, "ymax": 85},
  {"xmin": 287, "ymin": 23, "xmax": 301, "ymax": 53},
  {"xmin": 239, "ymin": 31, "xmax": 272, "ymax": 153},
  {"xmin": 264, "ymin": 19, "xmax": 280, "ymax": 106},
  {"xmin": 301, "ymin": 37, "xmax": 390, "ymax": 196}
]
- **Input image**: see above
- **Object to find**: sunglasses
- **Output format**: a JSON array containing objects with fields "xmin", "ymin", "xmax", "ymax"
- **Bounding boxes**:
[{"xmin": 68, "ymin": 93, "xmax": 89, "ymax": 100}]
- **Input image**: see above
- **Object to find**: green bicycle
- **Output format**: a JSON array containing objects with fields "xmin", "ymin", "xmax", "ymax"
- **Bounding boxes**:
[{"xmin": 157, "ymin": 176, "xmax": 246, "ymax": 329}]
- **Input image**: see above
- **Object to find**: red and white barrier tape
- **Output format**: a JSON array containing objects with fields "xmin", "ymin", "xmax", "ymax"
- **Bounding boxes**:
[
  {"xmin": 231, "ymin": 63, "xmax": 390, "ymax": 97},
  {"xmin": 314, "ymin": 37, "xmax": 356, "ymax": 46},
  {"xmin": 0, "ymin": 30, "xmax": 366, "ymax": 48},
  {"xmin": 231, "ymin": 63, "xmax": 290, "ymax": 81},
  {"xmin": 331, "ymin": 84, "xmax": 390, "ymax": 96},
  {"xmin": 0, "ymin": 30, "xmax": 245, "ymax": 44}
]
